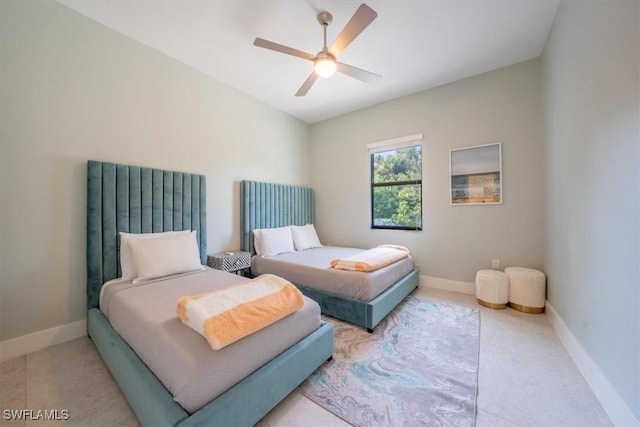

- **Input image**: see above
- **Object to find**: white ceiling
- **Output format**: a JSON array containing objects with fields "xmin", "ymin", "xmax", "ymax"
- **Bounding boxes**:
[{"xmin": 58, "ymin": 1, "xmax": 559, "ymax": 124}]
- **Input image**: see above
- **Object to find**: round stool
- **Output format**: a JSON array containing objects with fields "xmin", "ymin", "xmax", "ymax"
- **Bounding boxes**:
[
  {"xmin": 475, "ymin": 269, "xmax": 509, "ymax": 309},
  {"xmin": 505, "ymin": 267, "xmax": 546, "ymax": 313}
]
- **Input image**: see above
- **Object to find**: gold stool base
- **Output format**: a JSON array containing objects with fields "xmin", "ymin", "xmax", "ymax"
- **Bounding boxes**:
[
  {"xmin": 509, "ymin": 302, "xmax": 545, "ymax": 314},
  {"xmin": 477, "ymin": 299, "xmax": 507, "ymax": 309}
]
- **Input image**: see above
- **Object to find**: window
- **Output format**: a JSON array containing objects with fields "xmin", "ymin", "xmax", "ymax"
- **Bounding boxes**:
[{"xmin": 369, "ymin": 134, "xmax": 423, "ymax": 230}]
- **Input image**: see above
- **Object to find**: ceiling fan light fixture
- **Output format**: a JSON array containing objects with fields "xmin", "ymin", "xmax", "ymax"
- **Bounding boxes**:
[
  {"xmin": 314, "ymin": 56, "xmax": 337, "ymax": 78},
  {"xmin": 253, "ymin": 4, "xmax": 379, "ymax": 95}
]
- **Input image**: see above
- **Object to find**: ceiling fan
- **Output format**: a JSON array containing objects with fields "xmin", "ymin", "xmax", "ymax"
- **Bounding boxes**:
[{"xmin": 253, "ymin": 3, "xmax": 382, "ymax": 97}]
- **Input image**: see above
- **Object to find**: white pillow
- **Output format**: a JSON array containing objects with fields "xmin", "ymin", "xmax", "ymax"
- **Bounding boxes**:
[
  {"xmin": 256, "ymin": 226, "xmax": 294, "ymax": 257},
  {"xmin": 291, "ymin": 224, "xmax": 322, "ymax": 251},
  {"xmin": 119, "ymin": 230, "xmax": 191, "ymax": 280},
  {"xmin": 128, "ymin": 231, "xmax": 204, "ymax": 283}
]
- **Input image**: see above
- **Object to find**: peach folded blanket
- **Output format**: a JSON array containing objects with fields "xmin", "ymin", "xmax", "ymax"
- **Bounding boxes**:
[
  {"xmin": 330, "ymin": 245, "xmax": 410, "ymax": 272},
  {"xmin": 176, "ymin": 274, "xmax": 304, "ymax": 350}
]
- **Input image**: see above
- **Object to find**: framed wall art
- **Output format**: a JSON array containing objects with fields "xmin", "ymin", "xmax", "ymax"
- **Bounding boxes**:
[{"xmin": 450, "ymin": 143, "xmax": 502, "ymax": 205}]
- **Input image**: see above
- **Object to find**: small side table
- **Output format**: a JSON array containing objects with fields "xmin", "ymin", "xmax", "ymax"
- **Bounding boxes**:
[{"xmin": 207, "ymin": 251, "xmax": 251, "ymax": 276}]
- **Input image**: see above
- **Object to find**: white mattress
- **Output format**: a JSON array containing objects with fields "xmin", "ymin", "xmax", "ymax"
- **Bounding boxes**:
[
  {"xmin": 251, "ymin": 246, "xmax": 415, "ymax": 301},
  {"xmin": 99, "ymin": 268, "xmax": 320, "ymax": 414}
]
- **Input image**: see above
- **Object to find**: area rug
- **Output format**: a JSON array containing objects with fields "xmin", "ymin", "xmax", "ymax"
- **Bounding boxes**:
[{"xmin": 298, "ymin": 296, "xmax": 480, "ymax": 427}]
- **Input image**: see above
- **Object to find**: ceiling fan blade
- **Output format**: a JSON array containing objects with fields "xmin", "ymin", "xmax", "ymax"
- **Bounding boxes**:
[
  {"xmin": 329, "ymin": 4, "xmax": 377, "ymax": 57},
  {"xmin": 336, "ymin": 62, "xmax": 381, "ymax": 85},
  {"xmin": 253, "ymin": 38, "xmax": 316, "ymax": 62},
  {"xmin": 295, "ymin": 72, "xmax": 319, "ymax": 96}
]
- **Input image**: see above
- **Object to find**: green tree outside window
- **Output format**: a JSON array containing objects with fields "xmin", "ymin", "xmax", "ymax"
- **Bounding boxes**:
[{"xmin": 371, "ymin": 145, "xmax": 422, "ymax": 229}]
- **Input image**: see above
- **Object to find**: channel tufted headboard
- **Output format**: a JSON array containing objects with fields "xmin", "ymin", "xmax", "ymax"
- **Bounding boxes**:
[
  {"xmin": 240, "ymin": 180, "xmax": 314, "ymax": 255},
  {"xmin": 86, "ymin": 160, "xmax": 206, "ymax": 309}
]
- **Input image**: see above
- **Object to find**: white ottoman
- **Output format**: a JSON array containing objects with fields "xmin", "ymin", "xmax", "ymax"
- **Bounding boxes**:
[
  {"xmin": 475, "ymin": 269, "xmax": 509, "ymax": 309},
  {"xmin": 505, "ymin": 267, "xmax": 546, "ymax": 313}
]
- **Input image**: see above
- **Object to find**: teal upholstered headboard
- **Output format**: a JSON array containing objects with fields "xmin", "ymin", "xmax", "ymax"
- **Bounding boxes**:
[
  {"xmin": 240, "ymin": 180, "xmax": 314, "ymax": 255},
  {"xmin": 86, "ymin": 161, "xmax": 207, "ymax": 309}
]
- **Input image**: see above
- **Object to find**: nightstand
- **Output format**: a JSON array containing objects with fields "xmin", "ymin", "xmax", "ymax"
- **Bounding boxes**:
[{"xmin": 207, "ymin": 251, "xmax": 251, "ymax": 276}]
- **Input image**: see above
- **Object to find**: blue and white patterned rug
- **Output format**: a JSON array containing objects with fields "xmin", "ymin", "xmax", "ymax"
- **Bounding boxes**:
[{"xmin": 299, "ymin": 296, "xmax": 480, "ymax": 427}]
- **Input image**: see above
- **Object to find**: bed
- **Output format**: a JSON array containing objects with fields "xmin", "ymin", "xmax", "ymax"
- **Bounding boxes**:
[
  {"xmin": 87, "ymin": 161, "xmax": 334, "ymax": 426},
  {"xmin": 240, "ymin": 180, "xmax": 419, "ymax": 332}
]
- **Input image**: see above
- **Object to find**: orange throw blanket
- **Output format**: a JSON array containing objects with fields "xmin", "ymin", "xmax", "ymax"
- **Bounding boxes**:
[
  {"xmin": 177, "ymin": 274, "xmax": 304, "ymax": 350},
  {"xmin": 330, "ymin": 245, "xmax": 410, "ymax": 272}
]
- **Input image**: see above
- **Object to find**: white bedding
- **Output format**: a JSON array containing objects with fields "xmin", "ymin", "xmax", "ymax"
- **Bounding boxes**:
[
  {"xmin": 100, "ymin": 268, "xmax": 320, "ymax": 414},
  {"xmin": 251, "ymin": 246, "xmax": 415, "ymax": 301}
]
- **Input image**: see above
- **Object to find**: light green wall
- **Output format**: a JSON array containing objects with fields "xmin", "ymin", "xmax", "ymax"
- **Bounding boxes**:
[
  {"xmin": 542, "ymin": 0, "xmax": 639, "ymax": 419},
  {"xmin": 0, "ymin": 0, "xmax": 309, "ymax": 340},
  {"xmin": 309, "ymin": 59, "xmax": 544, "ymax": 284}
]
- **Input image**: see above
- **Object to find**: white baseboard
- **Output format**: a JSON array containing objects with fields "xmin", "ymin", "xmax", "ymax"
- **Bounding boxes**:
[
  {"xmin": 0, "ymin": 319, "xmax": 87, "ymax": 362},
  {"xmin": 421, "ymin": 275, "xmax": 475, "ymax": 295},
  {"xmin": 546, "ymin": 302, "xmax": 639, "ymax": 427}
]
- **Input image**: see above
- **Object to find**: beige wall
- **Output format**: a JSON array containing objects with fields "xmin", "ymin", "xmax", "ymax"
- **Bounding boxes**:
[
  {"xmin": 542, "ymin": 0, "xmax": 639, "ymax": 420},
  {"xmin": 309, "ymin": 59, "xmax": 544, "ymax": 284},
  {"xmin": 0, "ymin": 1, "xmax": 309, "ymax": 340}
]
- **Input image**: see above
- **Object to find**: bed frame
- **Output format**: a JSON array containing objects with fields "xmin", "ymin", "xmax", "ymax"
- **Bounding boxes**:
[
  {"xmin": 87, "ymin": 161, "xmax": 334, "ymax": 426},
  {"xmin": 240, "ymin": 180, "xmax": 419, "ymax": 332}
]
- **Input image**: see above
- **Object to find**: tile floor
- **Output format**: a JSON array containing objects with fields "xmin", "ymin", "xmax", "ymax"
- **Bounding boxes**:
[{"xmin": 0, "ymin": 287, "xmax": 612, "ymax": 427}]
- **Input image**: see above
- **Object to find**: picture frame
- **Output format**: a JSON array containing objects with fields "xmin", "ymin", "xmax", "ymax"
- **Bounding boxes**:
[{"xmin": 450, "ymin": 142, "xmax": 502, "ymax": 205}]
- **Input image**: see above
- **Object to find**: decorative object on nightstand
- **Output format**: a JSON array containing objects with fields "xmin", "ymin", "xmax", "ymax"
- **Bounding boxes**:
[
  {"xmin": 475, "ymin": 269, "xmax": 509, "ymax": 309},
  {"xmin": 207, "ymin": 251, "xmax": 251, "ymax": 276}
]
